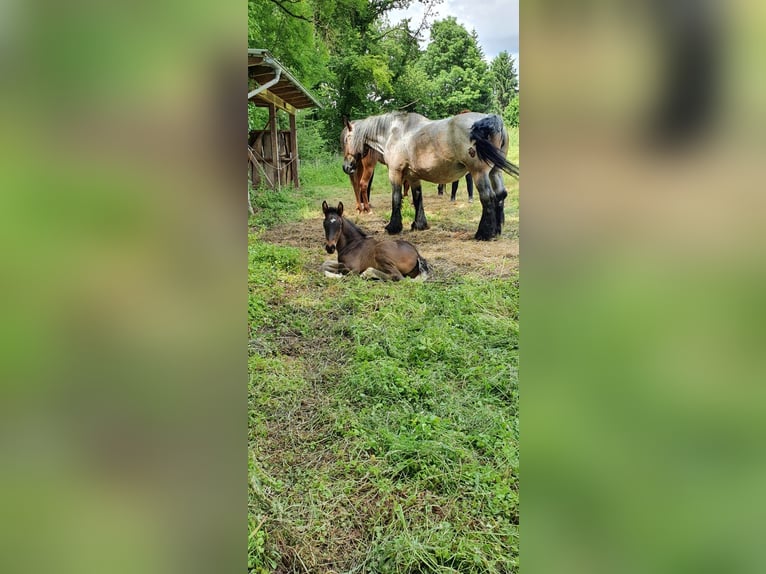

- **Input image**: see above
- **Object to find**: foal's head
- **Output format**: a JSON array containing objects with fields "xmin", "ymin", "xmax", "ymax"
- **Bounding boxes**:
[
  {"xmin": 322, "ymin": 200, "xmax": 344, "ymax": 254},
  {"xmin": 341, "ymin": 117, "xmax": 359, "ymax": 175}
]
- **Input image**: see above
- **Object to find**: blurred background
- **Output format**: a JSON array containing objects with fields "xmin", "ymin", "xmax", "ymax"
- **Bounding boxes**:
[
  {"xmin": 1, "ymin": 0, "xmax": 765, "ymax": 572},
  {"xmin": 0, "ymin": 1, "xmax": 245, "ymax": 573},
  {"xmin": 523, "ymin": 1, "xmax": 766, "ymax": 573}
]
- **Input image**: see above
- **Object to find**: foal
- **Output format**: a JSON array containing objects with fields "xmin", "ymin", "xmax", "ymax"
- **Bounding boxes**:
[{"xmin": 320, "ymin": 201, "xmax": 431, "ymax": 281}]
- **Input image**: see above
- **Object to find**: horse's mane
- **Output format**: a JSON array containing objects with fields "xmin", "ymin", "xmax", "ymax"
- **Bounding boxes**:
[{"xmin": 348, "ymin": 112, "xmax": 408, "ymax": 156}]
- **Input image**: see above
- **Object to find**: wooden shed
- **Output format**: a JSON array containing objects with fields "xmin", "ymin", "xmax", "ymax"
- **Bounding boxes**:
[{"xmin": 248, "ymin": 49, "xmax": 321, "ymax": 191}]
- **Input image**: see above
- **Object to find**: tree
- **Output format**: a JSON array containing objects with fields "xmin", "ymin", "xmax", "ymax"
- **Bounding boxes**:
[
  {"xmin": 489, "ymin": 51, "xmax": 518, "ymax": 113},
  {"xmin": 416, "ymin": 17, "xmax": 492, "ymax": 117},
  {"xmin": 247, "ymin": 0, "xmax": 446, "ymax": 153},
  {"xmin": 248, "ymin": 0, "xmax": 327, "ymax": 87},
  {"xmin": 503, "ymin": 94, "xmax": 519, "ymax": 127}
]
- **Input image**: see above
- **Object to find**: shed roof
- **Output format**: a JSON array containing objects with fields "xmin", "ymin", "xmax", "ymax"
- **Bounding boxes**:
[{"xmin": 248, "ymin": 49, "xmax": 322, "ymax": 111}]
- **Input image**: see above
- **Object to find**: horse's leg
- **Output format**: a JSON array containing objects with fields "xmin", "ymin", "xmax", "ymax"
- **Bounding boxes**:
[
  {"xmin": 403, "ymin": 180, "xmax": 409, "ymax": 197},
  {"xmin": 473, "ymin": 171, "xmax": 498, "ymax": 241},
  {"xmin": 358, "ymin": 157, "xmax": 374, "ymax": 212},
  {"xmin": 437, "ymin": 184, "xmax": 445, "ymax": 196},
  {"xmin": 489, "ymin": 166, "xmax": 508, "ymax": 235},
  {"xmin": 410, "ymin": 181, "xmax": 429, "ymax": 231},
  {"xmin": 361, "ymin": 267, "xmax": 393, "ymax": 281},
  {"xmin": 365, "ymin": 167, "xmax": 375, "ymax": 211},
  {"xmin": 385, "ymin": 181, "xmax": 404, "ymax": 235},
  {"xmin": 450, "ymin": 180, "xmax": 459, "ymax": 202},
  {"xmin": 466, "ymin": 173, "xmax": 474, "ymax": 202},
  {"xmin": 321, "ymin": 260, "xmax": 349, "ymax": 278},
  {"xmin": 351, "ymin": 172, "xmax": 363, "ymax": 213}
]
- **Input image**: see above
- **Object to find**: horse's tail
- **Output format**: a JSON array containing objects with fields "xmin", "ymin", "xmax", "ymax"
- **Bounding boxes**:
[
  {"xmin": 470, "ymin": 115, "xmax": 520, "ymax": 177},
  {"xmin": 416, "ymin": 254, "xmax": 432, "ymax": 280}
]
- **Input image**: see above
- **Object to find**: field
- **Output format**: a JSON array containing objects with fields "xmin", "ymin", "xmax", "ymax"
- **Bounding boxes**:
[{"xmin": 249, "ymin": 140, "xmax": 519, "ymax": 573}]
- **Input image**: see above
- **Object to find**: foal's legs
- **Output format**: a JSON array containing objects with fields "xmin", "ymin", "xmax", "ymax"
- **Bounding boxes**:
[
  {"xmin": 321, "ymin": 260, "xmax": 350, "ymax": 278},
  {"xmin": 474, "ymin": 170, "xmax": 498, "ymax": 241},
  {"xmin": 410, "ymin": 181, "xmax": 429, "ymax": 231},
  {"xmin": 385, "ymin": 182, "xmax": 404, "ymax": 234},
  {"xmin": 450, "ymin": 180, "xmax": 459, "ymax": 201},
  {"xmin": 489, "ymin": 166, "xmax": 508, "ymax": 235},
  {"xmin": 360, "ymin": 268, "xmax": 392, "ymax": 281}
]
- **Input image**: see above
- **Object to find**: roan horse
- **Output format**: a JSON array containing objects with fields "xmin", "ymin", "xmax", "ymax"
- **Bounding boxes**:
[
  {"xmin": 342, "ymin": 111, "xmax": 519, "ymax": 240},
  {"xmin": 320, "ymin": 201, "xmax": 431, "ymax": 281},
  {"xmin": 341, "ymin": 118, "xmax": 408, "ymax": 213}
]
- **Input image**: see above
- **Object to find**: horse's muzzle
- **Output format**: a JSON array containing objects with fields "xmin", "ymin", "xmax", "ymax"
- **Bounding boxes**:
[
  {"xmin": 342, "ymin": 160, "xmax": 356, "ymax": 175},
  {"xmin": 325, "ymin": 244, "xmax": 336, "ymax": 254}
]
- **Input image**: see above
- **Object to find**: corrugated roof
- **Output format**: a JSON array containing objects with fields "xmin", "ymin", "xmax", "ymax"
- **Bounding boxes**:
[{"xmin": 248, "ymin": 49, "xmax": 322, "ymax": 110}]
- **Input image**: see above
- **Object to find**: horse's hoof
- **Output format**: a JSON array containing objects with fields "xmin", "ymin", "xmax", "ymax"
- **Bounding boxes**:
[
  {"xmin": 475, "ymin": 231, "xmax": 495, "ymax": 241},
  {"xmin": 411, "ymin": 222, "xmax": 430, "ymax": 231},
  {"xmin": 385, "ymin": 222, "xmax": 403, "ymax": 234}
]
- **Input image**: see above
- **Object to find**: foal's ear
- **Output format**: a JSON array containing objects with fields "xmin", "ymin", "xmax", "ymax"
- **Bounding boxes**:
[
  {"xmin": 337, "ymin": 202, "xmax": 344, "ymax": 216},
  {"xmin": 343, "ymin": 116, "xmax": 352, "ymax": 131},
  {"xmin": 322, "ymin": 200, "xmax": 329, "ymax": 214}
]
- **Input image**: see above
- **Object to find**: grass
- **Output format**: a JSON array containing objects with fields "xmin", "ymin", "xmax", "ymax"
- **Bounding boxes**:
[{"xmin": 249, "ymin": 143, "xmax": 518, "ymax": 573}]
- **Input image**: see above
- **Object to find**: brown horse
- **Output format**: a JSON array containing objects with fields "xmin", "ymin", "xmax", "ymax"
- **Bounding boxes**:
[
  {"xmin": 342, "ymin": 112, "xmax": 518, "ymax": 240},
  {"xmin": 320, "ymin": 201, "xmax": 430, "ymax": 281},
  {"xmin": 341, "ymin": 118, "xmax": 409, "ymax": 213}
]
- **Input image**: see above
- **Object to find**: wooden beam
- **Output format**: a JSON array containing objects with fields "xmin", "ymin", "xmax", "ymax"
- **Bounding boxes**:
[
  {"xmin": 289, "ymin": 112, "xmax": 299, "ymax": 188},
  {"xmin": 268, "ymin": 103, "xmax": 280, "ymax": 188},
  {"xmin": 251, "ymin": 89, "xmax": 296, "ymax": 115}
]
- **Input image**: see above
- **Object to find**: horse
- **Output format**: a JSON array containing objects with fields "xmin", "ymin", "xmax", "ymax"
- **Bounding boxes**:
[
  {"xmin": 341, "ymin": 118, "xmax": 409, "ymax": 213},
  {"xmin": 320, "ymin": 201, "xmax": 431, "ymax": 281},
  {"xmin": 340, "ymin": 121, "xmax": 378, "ymax": 213},
  {"xmin": 438, "ymin": 173, "xmax": 474, "ymax": 202},
  {"xmin": 342, "ymin": 111, "xmax": 519, "ymax": 240}
]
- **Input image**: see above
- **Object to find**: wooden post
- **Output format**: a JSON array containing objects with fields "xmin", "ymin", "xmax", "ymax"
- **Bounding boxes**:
[
  {"xmin": 289, "ymin": 112, "xmax": 299, "ymax": 188},
  {"xmin": 268, "ymin": 102, "xmax": 279, "ymax": 188}
]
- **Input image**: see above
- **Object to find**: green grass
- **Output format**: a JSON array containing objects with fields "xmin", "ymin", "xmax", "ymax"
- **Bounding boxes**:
[{"xmin": 249, "ymin": 154, "xmax": 519, "ymax": 573}]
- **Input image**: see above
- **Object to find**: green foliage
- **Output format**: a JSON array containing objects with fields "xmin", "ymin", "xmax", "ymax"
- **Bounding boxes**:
[
  {"xmin": 299, "ymin": 155, "xmax": 349, "ymax": 188},
  {"xmin": 295, "ymin": 110, "xmax": 333, "ymax": 161},
  {"xmin": 504, "ymin": 94, "xmax": 519, "ymax": 128},
  {"xmin": 248, "ymin": 184, "xmax": 309, "ymax": 231},
  {"xmin": 490, "ymin": 51, "xmax": 518, "ymax": 113},
  {"xmin": 248, "ymin": 0, "xmax": 328, "ymax": 88},
  {"xmin": 415, "ymin": 17, "xmax": 493, "ymax": 117},
  {"xmin": 249, "ymin": 1, "xmax": 518, "ymax": 153}
]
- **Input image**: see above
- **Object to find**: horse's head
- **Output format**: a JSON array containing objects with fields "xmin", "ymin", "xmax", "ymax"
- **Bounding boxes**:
[
  {"xmin": 322, "ymin": 200, "xmax": 344, "ymax": 254},
  {"xmin": 341, "ymin": 117, "xmax": 359, "ymax": 175}
]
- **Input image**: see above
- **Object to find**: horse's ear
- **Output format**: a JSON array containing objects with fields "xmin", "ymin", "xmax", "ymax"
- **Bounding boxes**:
[
  {"xmin": 343, "ymin": 116, "xmax": 352, "ymax": 131},
  {"xmin": 337, "ymin": 202, "xmax": 344, "ymax": 216},
  {"xmin": 322, "ymin": 200, "xmax": 329, "ymax": 214}
]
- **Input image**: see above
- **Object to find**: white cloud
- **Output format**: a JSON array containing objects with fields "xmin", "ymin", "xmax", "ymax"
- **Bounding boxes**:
[{"xmin": 387, "ymin": 0, "xmax": 519, "ymax": 65}]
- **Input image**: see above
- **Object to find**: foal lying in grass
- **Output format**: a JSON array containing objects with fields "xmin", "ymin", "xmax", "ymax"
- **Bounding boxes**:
[{"xmin": 320, "ymin": 201, "xmax": 431, "ymax": 281}]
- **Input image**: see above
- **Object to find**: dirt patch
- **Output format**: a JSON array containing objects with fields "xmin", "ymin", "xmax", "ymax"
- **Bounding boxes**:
[{"xmin": 259, "ymin": 192, "xmax": 518, "ymax": 279}]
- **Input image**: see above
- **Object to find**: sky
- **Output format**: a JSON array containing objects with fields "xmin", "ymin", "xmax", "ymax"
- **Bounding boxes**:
[{"xmin": 387, "ymin": 0, "xmax": 519, "ymax": 75}]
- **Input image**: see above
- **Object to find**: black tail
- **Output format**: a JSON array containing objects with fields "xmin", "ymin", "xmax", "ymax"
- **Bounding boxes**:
[
  {"xmin": 470, "ymin": 115, "xmax": 519, "ymax": 177},
  {"xmin": 417, "ymin": 255, "xmax": 432, "ymax": 279}
]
